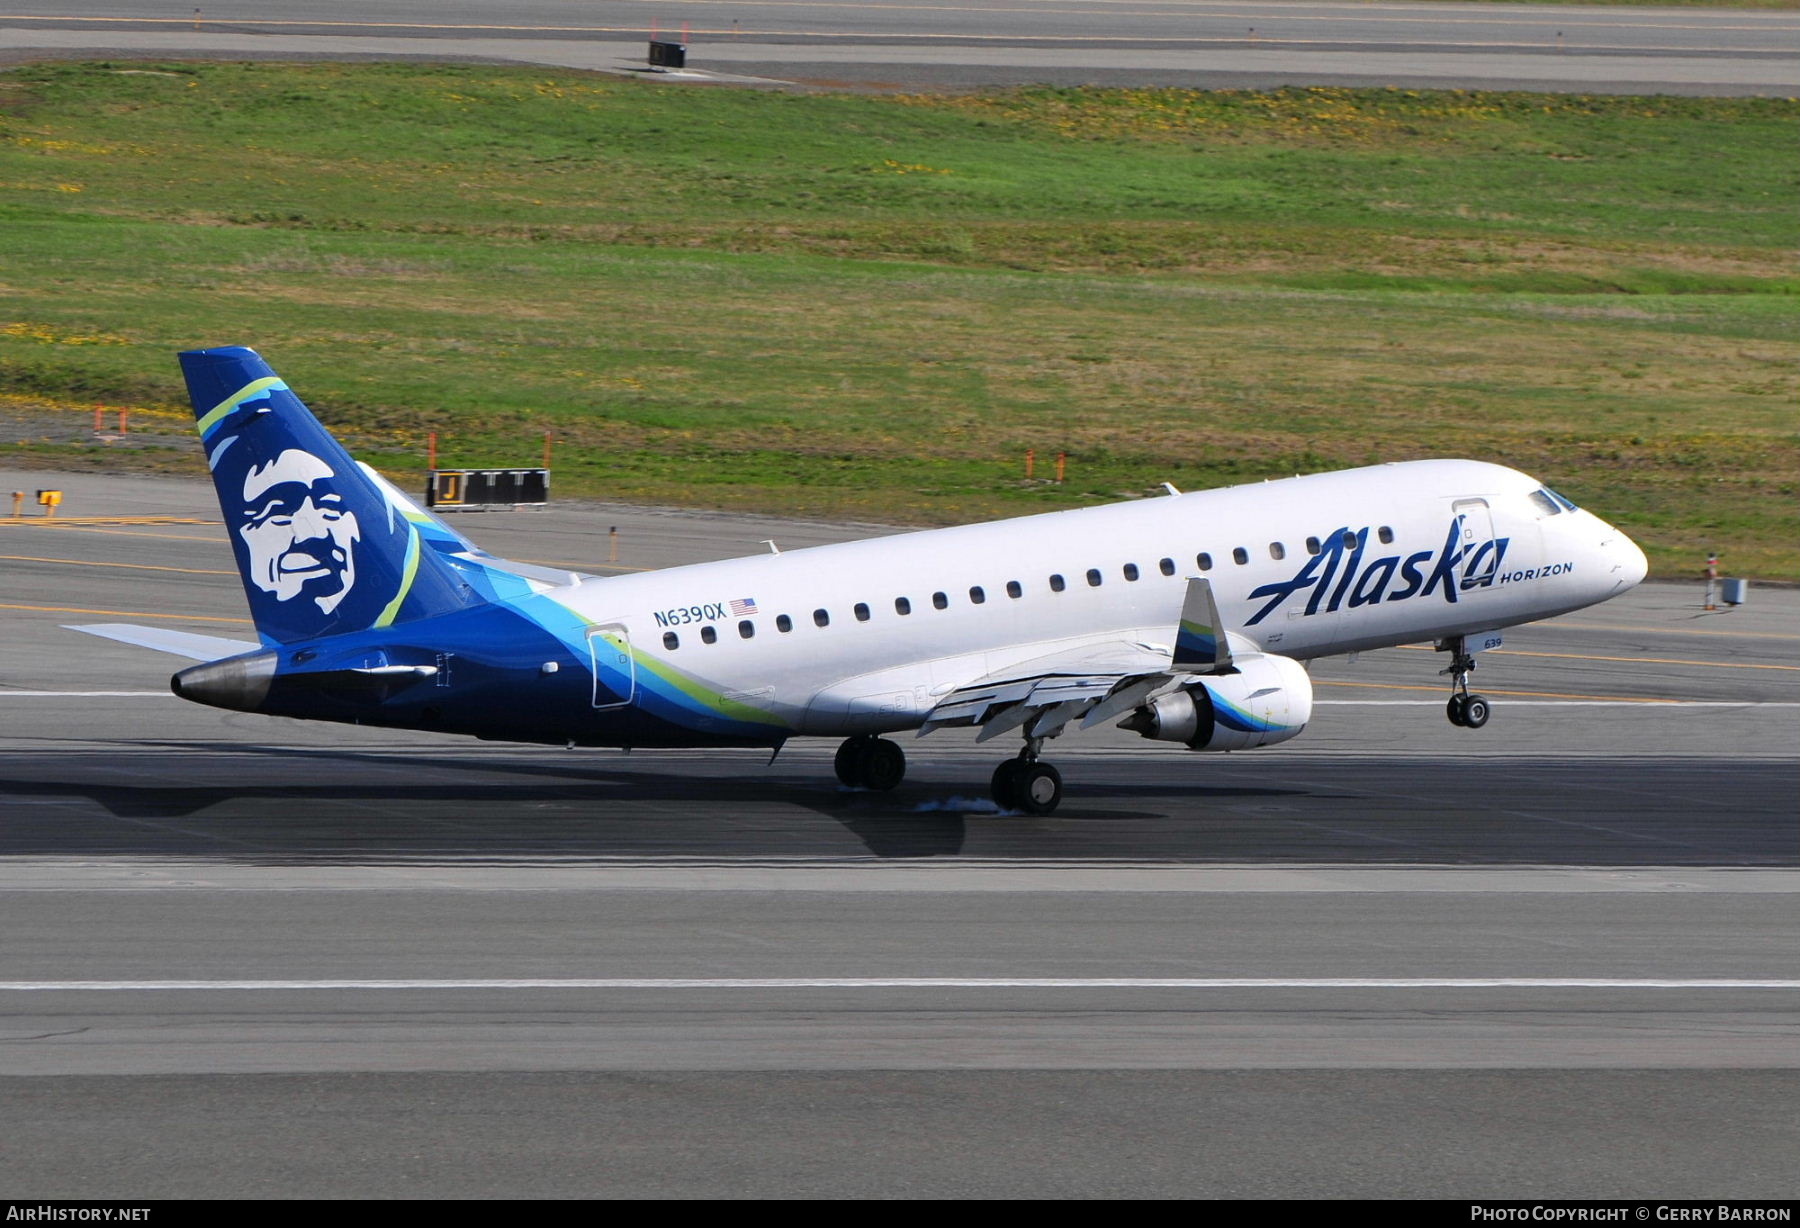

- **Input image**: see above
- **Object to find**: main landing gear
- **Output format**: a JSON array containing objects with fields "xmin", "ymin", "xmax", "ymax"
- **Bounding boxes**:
[
  {"xmin": 990, "ymin": 737, "xmax": 1064, "ymax": 815},
  {"xmin": 834, "ymin": 735, "xmax": 907, "ymax": 791},
  {"xmin": 1440, "ymin": 635, "xmax": 1492, "ymax": 730},
  {"xmin": 833, "ymin": 733, "xmax": 1068, "ymax": 815}
]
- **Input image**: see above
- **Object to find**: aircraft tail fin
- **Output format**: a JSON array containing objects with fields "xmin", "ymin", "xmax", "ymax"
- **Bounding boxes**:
[{"xmin": 180, "ymin": 346, "xmax": 477, "ymax": 645}]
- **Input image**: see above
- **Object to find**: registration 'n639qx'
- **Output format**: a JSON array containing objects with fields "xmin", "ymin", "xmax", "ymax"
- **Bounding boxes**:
[{"xmin": 74, "ymin": 346, "xmax": 1649, "ymax": 817}]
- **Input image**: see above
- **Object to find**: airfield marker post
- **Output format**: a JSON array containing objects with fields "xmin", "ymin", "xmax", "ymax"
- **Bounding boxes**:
[
  {"xmin": 1025, "ymin": 449, "xmax": 1034, "ymax": 479},
  {"xmin": 10, "ymin": 491, "xmax": 21, "ymax": 517},
  {"xmin": 609, "ymin": 527, "xmax": 619, "ymax": 565},
  {"xmin": 117, "ymin": 409, "xmax": 127, "ymax": 434},
  {"xmin": 1704, "ymin": 552, "xmax": 1718, "ymax": 611},
  {"xmin": 427, "ymin": 432, "xmax": 437, "ymax": 472},
  {"xmin": 1055, "ymin": 452, "xmax": 1066, "ymax": 483},
  {"xmin": 92, "ymin": 407, "xmax": 101, "ymax": 433}
]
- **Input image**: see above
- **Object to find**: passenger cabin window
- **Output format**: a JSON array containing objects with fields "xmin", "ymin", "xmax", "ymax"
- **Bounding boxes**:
[
  {"xmin": 813, "ymin": 609, "xmax": 830, "ymax": 628},
  {"xmin": 738, "ymin": 620, "xmax": 754, "ymax": 639},
  {"xmin": 700, "ymin": 626, "xmax": 718, "ymax": 645},
  {"xmin": 663, "ymin": 632, "xmax": 680, "ymax": 651},
  {"xmin": 895, "ymin": 597, "xmax": 911, "ymax": 616},
  {"xmin": 1528, "ymin": 490, "xmax": 1562, "ymax": 517},
  {"xmin": 932, "ymin": 591, "xmax": 948, "ymax": 610},
  {"xmin": 1123, "ymin": 563, "xmax": 1139, "ymax": 582},
  {"xmin": 1269, "ymin": 543, "xmax": 1286, "ymax": 561},
  {"xmin": 1006, "ymin": 580, "xmax": 1023, "ymax": 599},
  {"xmin": 1378, "ymin": 526, "xmax": 1395, "ymax": 544},
  {"xmin": 1086, "ymin": 568, "xmax": 1102, "ymax": 588},
  {"xmin": 1306, "ymin": 537, "xmax": 1320, "ymax": 555},
  {"xmin": 1232, "ymin": 547, "xmax": 1249, "ymax": 566},
  {"xmin": 1049, "ymin": 574, "xmax": 1066, "ymax": 592},
  {"xmin": 1159, "ymin": 558, "xmax": 1175, "ymax": 576},
  {"xmin": 854, "ymin": 602, "xmax": 871, "ymax": 622},
  {"xmin": 776, "ymin": 614, "xmax": 793, "ymax": 633},
  {"xmin": 1196, "ymin": 553, "xmax": 1212, "ymax": 572},
  {"xmin": 969, "ymin": 586, "xmax": 986, "ymax": 605}
]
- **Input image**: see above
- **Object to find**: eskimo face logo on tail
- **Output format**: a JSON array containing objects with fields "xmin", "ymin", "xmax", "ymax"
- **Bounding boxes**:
[
  {"xmin": 237, "ymin": 449, "xmax": 361, "ymax": 614},
  {"xmin": 1244, "ymin": 517, "xmax": 1513, "ymax": 627}
]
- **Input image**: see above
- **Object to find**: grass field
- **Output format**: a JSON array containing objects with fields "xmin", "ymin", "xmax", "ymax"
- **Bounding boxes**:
[{"xmin": 0, "ymin": 62, "xmax": 1793, "ymax": 577}]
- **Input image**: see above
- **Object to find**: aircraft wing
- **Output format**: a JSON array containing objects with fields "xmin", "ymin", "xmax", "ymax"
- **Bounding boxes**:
[
  {"xmin": 67, "ymin": 623, "xmax": 261, "ymax": 661},
  {"xmin": 918, "ymin": 578, "xmax": 1248, "ymax": 742}
]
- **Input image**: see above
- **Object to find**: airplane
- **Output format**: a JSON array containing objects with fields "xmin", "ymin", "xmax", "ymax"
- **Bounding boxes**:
[{"xmin": 73, "ymin": 346, "xmax": 1649, "ymax": 815}]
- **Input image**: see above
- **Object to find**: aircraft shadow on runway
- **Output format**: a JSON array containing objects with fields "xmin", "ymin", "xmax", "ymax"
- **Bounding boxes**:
[
  {"xmin": 0, "ymin": 741, "xmax": 1307, "ymax": 862},
  {"xmin": 2, "ymin": 741, "xmax": 1791, "ymax": 867}
]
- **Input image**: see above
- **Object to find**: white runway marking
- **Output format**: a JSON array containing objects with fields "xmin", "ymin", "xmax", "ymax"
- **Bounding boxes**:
[
  {"xmin": 3, "ymin": 691, "xmax": 174, "ymax": 697},
  {"xmin": 2, "ymin": 978, "xmax": 1796, "ymax": 991}
]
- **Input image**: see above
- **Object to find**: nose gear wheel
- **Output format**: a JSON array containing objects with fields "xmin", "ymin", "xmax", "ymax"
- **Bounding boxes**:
[{"xmin": 1439, "ymin": 636, "xmax": 1492, "ymax": 730}]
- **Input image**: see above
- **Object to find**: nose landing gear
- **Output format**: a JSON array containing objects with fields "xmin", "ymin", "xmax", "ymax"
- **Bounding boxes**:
[
  {"xmin": 990, "ymin": 737, "xmax": 1064, "ymax": 814},
  {"xmin": 834, "ymin": 735, "xmax": 907, "ymax": 791},
  {"xmin": 1439, "ymin": 636, "xmax": 1491, "ymax": 729}
]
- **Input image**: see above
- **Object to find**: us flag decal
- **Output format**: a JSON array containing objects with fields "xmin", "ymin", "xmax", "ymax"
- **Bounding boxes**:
[{"xmin": 730, "ymin": 598, "xmax": 759, "ymax": 616}]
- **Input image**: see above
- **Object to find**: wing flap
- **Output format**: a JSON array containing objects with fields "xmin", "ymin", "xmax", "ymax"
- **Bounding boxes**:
[{"xmin": 920, "ymin": 639, "xmax": 1176, "ymax": 741}]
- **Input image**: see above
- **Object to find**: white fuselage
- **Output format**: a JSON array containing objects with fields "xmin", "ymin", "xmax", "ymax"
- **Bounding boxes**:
[{"xmin": 549, "ymin": 460, "xmax": 1646, "ymax": 738}]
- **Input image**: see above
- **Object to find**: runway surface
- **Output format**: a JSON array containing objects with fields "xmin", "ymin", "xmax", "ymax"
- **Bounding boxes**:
[
  {"xmin": 5, "ymin": 1, "xmax": 1796, "ymax": 94},
  {"xmin": 1, "ymin": 467, "xmax": 1795, "ymax": 1197}
]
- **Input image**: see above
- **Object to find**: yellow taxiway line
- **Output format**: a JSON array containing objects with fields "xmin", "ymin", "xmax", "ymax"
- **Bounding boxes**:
[
  {"xmin": 0, "ymin": 602, "xmax": 252, "ymax": 624},
  {"xmin": 1396, "ymin": 644, "xmax": 1799, "ymax": 672},
  {"xmin": 0, "ymin": 554, "xmax": 234, "ymax": 576},
  {"xmin": 1546, "ymin": 620, "xmax": 1800, "ymax": 643},
  {"xmin": 0, "ymin": 523, "xmax": 226, "ymax": 542},
  {"xmin": 1315, "ymin": 679, "xmax": 1677, "ymax": 704},
  {"xmin": 0, "ymin": 516, "xmax": 215, "ymax": 527}
]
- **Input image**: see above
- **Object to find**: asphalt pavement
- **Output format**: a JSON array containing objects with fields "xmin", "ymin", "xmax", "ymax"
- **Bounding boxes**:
[
  {"xmin": 5, "ymin": 1, "xmax": 1796, "ymax": 94},
  {"xmin": 0, "ymin": 467, "xmax": 1793, "ymax": 1197}
]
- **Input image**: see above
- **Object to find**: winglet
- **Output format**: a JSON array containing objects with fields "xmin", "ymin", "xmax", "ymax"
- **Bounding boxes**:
[{"xmin": 1172, "ymin": 577, "xmax": 1235, "ymax": 675}]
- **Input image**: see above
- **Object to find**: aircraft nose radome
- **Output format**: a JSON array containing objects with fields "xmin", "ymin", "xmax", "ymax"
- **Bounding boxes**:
[{"xmin": 1612, "ymin": 531, "xmax": 1649, "ymax": 590}]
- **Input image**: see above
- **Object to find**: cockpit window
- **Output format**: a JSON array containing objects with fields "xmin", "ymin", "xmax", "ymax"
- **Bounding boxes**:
[
  {"xmin": 1528, "ymin": 489, "xmax": 1562, "ymax": 517},
  {"xmin": 1544, "ymin": 487, "xmax": 1580, "ymax": 512}
]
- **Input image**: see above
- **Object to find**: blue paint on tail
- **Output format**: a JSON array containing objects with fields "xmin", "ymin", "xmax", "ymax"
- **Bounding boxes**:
[{"xmin": 180, "ymin": 346, "xmax": 477, "ymax": 645}]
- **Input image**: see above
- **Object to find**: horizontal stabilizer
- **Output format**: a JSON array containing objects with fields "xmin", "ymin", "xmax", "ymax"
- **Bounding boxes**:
[
  {"xmin": 358, "ymin": 463, "xmax": 589, "ymax": 589},
  {"xmin": 67, "ymin": 623, "xmax": 261, "ymax": 662},
  {"xmin": 450, "ymin": 551, "xmax": 587, "ymax": 590}
]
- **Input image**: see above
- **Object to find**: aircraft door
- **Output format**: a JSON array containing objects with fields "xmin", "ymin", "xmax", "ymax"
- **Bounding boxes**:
[
  {"xmin": 586, "ymin": 623, "xmax": 637, "ymax": 709},
  {"xmin": 1452, "ymin": 498, "xmax": 1503, "ymax": 592}
]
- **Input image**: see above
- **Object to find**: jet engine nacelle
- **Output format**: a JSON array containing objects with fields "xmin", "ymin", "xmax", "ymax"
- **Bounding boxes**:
[{"xmin": 1120, "ymin": 653, "xmax": 1312, "ymax": 751}]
